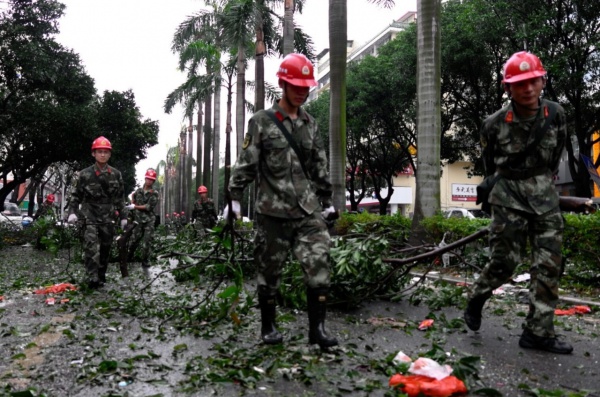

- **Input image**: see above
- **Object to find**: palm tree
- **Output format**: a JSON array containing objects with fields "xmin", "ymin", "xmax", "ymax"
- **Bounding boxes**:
[
  {"xmin": 328, "ymin": 0, "xmax": 394, "ymax": 212},
  {"xmin": 410, "ymin": 0, "xmax": 442, "ymax": 241},
  {"xmin": 171, "ymin": 8, "xmax": 224, "ymax": 197}
]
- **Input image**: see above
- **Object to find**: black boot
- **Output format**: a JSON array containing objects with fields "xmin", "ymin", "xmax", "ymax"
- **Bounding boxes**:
[
  {"xmin": 258, "ymin": 287, "xmax": 283, "ymax": 345},
  {"xmin": 99, "ymin": 244, "xmax": 111, "ymax": 285},
  {"xmin": 463, "ymin": 294, "xmax": 490, "ymax": 331},
  {"xmin": 519, "ymin": 330, "xmax": 573, "ymax": 354},
  {"xmin": 119, "ymin": 262, "xmax": 129, "ymax": 278},
  {"xmin": 307, "ymin": 287, "xmax": 338, "ymax": 348},
  {"xmin": 98, "ymin": 266, "xmax": 107, "ymax": 285}
]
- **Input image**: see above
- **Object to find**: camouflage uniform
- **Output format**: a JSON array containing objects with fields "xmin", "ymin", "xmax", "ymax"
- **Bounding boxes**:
[
  {"xmin": 192, "ymin": 198, "xmax": 217, "ymax": 230},
  {"xmin": 33, "ymin": 202, "xmax": 56, "ymax": 221},
  {"xmin": 128, "ymin": 187, "xmax": 159, "ymax": 266},
  {"xmin": 68, "ymin": 163, "xmax": 126, "ymax": 284},
  {"xmin": 470, "ymin": 98, "xmax": 568, "ymax": 338},
  {"xmin": 229, "ymin": 102, "xmax": 333, "ymax": 295}
]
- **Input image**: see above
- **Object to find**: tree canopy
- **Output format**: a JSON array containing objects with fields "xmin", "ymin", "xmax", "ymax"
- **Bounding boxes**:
[{"xmin": 0, "ymin": 0, "xmax": 160, "ymax": 205}]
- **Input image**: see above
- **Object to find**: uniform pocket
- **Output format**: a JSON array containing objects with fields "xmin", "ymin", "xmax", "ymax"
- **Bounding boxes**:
[{"xmin": 262, "ymin": 134, "xmax": 289, "ymax": 174}]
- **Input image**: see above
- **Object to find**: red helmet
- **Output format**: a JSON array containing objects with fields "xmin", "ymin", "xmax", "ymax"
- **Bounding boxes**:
[
  {"xmin": 181, "ymin": 211, "xmax": 185, "ymax": 215},
  {"xmin": 502, "ymin": 51, "xmax": 546, "ymax": 84},
  {"xmin": 46, "ymin": 194, "xmax": 55, "ymax": 203},
  {"xmin": 197, "ymin": 185, "xmax": 208, "ymax": 194},
  {"xmin": 91, "ymin": 136, "xmax": 112, "ymax": 151},
  {"xmin": 145, "ymin": 169, "xmax": 157, "ymax": 181},
  {"xmin": 276, "ymin": 53, "xmax": 317, "ymax": 87},
  {"xmin": 165, "ymin": 214, "xmax": 169, "ymax": 218}
]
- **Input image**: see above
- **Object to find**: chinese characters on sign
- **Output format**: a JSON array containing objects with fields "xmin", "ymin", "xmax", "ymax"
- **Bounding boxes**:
[{"xmin": 452, "ymin": 184, "xmax": 477, "ymax": 202}]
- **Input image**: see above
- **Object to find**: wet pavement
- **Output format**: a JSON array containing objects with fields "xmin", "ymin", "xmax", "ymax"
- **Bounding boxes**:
[{"xmin": 0, "ymin": 245, "xmax": 599, "ymax": 396}]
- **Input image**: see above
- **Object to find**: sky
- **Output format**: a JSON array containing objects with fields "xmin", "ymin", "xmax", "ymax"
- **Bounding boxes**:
[{"xmin": 56, "ymin": 0, "xmax": 417, "ymax": 184}]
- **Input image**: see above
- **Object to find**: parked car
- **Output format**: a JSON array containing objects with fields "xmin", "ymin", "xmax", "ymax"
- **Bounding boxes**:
[
  {"xmin": 3, "ymin": 202, "xmax": 21, "ymax": 216},
  {"xmin": 468, "ymin": 209, "xmax": 491, "ymax": 218},
  {"xmin": 1, "ymin": 202, "xmax": 23, "ymax": 228},
  {"xmin": 443, "ymin": 208, "xmax": 476, "ymax": 219}
]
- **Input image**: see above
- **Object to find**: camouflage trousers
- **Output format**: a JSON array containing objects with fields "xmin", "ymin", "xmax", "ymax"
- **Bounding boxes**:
[
  {"xmin": 129, "ymin": 221, "xmax": 155, "ymax": 262},
  {"xmin": 83, "ymin": 222, "xmax": 115, "ymax": 283},
  {"xmin": 469, "ymin": 205, "xmax": 564, "ymax": 337},
  {"xmin": 254, "ymin": 212, "xmax": 331, "ymax": 295}
]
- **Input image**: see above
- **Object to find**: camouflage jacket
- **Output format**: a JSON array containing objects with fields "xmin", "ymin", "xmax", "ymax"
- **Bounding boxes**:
[
  {"xmin": 131, "ymin": 187, "xmax": 159, "ymax": 224},
  {"xmin": 481, "ymin": 99, "xmax": 568, "ymax": 215},
  {"xmin": 192, "ymin": 198, "xmax": 217, "ymax": 228},
  {"xmin": 68, "ymin": 163, "xmax": 126, "ymax": 222},
  {"xmin": 229, "ymin": 102, "xmax": 332, "ymax": 219}
]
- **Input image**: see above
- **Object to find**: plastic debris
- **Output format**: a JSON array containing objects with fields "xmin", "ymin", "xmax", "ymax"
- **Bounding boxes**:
[
  {"xmin": 555, "ymin": 305, "xmax": 592, "ymax": 316},
  {"xmin": 513, "ymin": 273, "xmax": 530, "ymax": 283},
  {"xmin": 34, "ymin": 283, "xmax": 77, "ymax": 295},
  {"xmin": 393, "ymin": 351, "xmax": 413, "ymax": 364},
  {"xmin": 418, "ymin": 319, "xmax": 434, "ymax": 331},
  {"xmin": 409, "ymin": 357, "xmax": 453, "ymax": 380},
  {"xmin": 45, "ymin": 298, "xmax": 55, "ymax": 305},
  {"xmin": 389, "ymin": 373, "xmax": 468, "ymax": 397}
]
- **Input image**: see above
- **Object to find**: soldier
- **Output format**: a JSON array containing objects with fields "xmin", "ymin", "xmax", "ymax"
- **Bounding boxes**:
[
  {"xmin": 192, "ymin": 185, "xmax": 217, "ymax": 232},
  {"xmin": 172, "ymin": 212, "xmax": 180, "ymax": 233},
  {"xmin": 225, "ymin": 53, "xmax": 338, "ymax": 349},
  {"xmin": 67, "ymin": 136, "xmax": 129, "ymax": 289},
  {"xmin": 127, "ymin": 169, "xmax": 159, "ymax": 268},
  {"xmin": 464, "ymin": 51, "xmax": 573, "ymax": 354},
  {"xmin": 33, "ymin": 194, "xmax": 57, "ymax": 221},
  {"xmin": 164, "ymin": 213, "xmax": 171, "ymax": 233},
  {"xmin": 179, "ymin": 211, "xmax": 187, "ymax": 226}
]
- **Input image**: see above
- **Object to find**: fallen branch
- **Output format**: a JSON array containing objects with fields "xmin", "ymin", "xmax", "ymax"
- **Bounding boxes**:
[{"xmin": 382, "ymin": 227, "xmax": 490, "ymax": 265}]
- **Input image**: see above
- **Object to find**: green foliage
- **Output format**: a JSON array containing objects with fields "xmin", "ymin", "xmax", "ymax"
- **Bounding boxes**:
[
  {"xmin": 409, "ymin": 280, "xmax": 468, "ymax": 310},
  {"xmin": 561, "ymin": 212, "xmax": 600, "ymax": 291},
  {"xmin": 31, "ymin": 217, "xmax": 78, "ymax": 254}
]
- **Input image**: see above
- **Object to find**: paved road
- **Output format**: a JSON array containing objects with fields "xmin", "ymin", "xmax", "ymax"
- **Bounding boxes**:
[{"xmin": 0, "ymin": 246, "xmax": 599, "ymax": 396}]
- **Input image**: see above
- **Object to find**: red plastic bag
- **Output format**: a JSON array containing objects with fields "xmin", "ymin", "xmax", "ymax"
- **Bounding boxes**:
[
  {"xmin": 418, "ymin": 319, "xmax": 434, "ymax": 331},
  {"xmin": 555, "ymin": 305, "xmax": 591, "ymax": 316},
  {"xmin": 34, "ymin": 283, "xmax": 77, "ymax": 295},
  {"xmin": 389, "ymin": 374, "xmax": 467, "ymax": 397}
]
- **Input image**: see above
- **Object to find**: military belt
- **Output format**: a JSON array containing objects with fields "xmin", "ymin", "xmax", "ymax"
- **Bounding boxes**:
[{"xmin": 497, "ymin": 166, "xmax": 548, "ymax": 180}]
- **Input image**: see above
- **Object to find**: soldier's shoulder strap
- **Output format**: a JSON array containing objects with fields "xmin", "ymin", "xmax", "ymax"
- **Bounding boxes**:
[{"xmin": 265, "ymin": 109, "xmax": 311, "ymax": 181}]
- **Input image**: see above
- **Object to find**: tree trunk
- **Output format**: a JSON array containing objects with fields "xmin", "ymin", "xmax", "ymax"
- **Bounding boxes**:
[
  {"xmin": 328, "ymin": 0, "xmax": 348, "ymax": 213},
  {"xmin": 196, "ymin": 100, "xmax": 203, "ymax": 191},
  {"xmin": 187, "ymin": 121, "xmax": 194, "ymax": 214},
  {"xmin": 180, "ymin": 127, "xmax": 188, "ymax": 213},
  {"xmin": 255, "ymin": 0, "xmax": 266, "ymax": 111},
  {"xmin": 225, "ymin": 72, "xmax": 234, "ymax": 197},
  {"xmin": 212, "ymin": 73, "xmax": 222, "ymax": 204},
  {"xmin": 410, "ymin": 0, "xmax": 442, "ymax": 244},
  {"xmin": 203, "ymin": 92, "xmax": 213, "ymax": 189},
  {"xmin": 235, "ymin": 44, "xmax": 246, "ymax": 157},
  {"xmin": 283, "ymin": 0, "xmax": 295, "ymax": 56}
]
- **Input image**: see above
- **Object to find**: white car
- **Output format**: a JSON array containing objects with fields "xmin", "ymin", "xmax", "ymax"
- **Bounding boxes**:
[
  {"xmin": 1, "ymin": 202, "xmax": 24, "ymax": 228},
  {"xmin": 443, "ymin": 208, "xmax": 476, "ymax": 219}
]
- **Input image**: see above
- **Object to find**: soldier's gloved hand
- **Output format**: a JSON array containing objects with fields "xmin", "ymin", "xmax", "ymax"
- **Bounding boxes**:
[
  {"xmin": 126, "ymin": 204, "xmax": 135, "ymax": 210},
  {"xmin": 321, "ymin": 206, "xmax": 337, "ymax": 221},
  {"xmin": 67, "ymin": 214, "xmax": 78, "ymax": 224},
  {"xmin": 120, "ymin": 219, "xmax": 128, "ymax": 229},
  {"xmin": 223, "ymin": 200, "xmax": 241, "ymax": 220}
]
